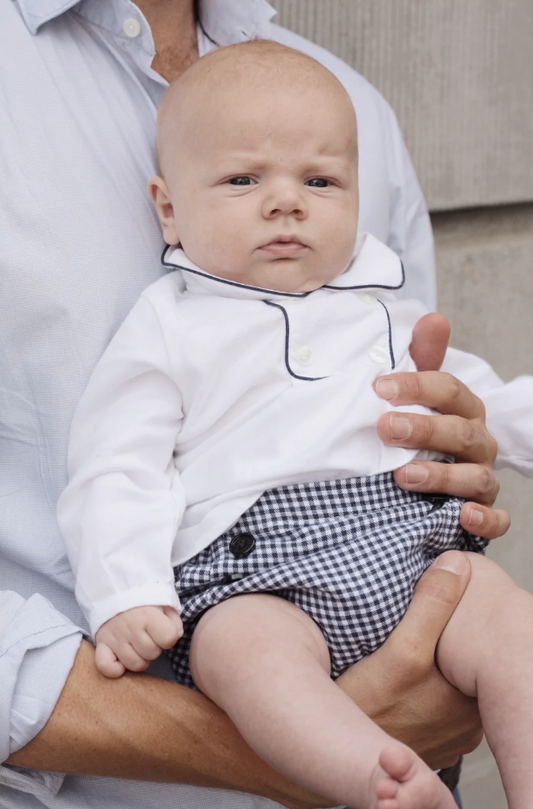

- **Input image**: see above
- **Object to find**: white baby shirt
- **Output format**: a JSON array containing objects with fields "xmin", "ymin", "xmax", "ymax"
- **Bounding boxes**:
[{"xmin": 57, "ymin": 234, "xmax": 500, "ymax": 636}]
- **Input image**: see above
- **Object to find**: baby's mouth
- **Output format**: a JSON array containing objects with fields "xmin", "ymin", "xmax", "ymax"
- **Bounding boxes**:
[{"xmin": 259, "ymin": 236, "xmax": 308, "ymax": 257}]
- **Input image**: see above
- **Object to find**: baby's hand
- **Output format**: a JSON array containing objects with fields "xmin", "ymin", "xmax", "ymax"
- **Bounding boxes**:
[{"xmin": 95, "ymin": 605, "xmax": 183, "ymax": 678}]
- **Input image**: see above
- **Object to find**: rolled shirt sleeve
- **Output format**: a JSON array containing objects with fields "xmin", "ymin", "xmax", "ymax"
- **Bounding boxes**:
[
  {"xmin": 442, "ymin": 348, "xmax": 533, "ymax": 478},
  {"xmin": 0, "ymin": 590, "xmax": 83, "ymax": 798}
]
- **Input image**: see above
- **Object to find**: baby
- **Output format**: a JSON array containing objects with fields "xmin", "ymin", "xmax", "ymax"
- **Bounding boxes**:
[{"xmin": 59, "ymin": 42, "xmax": 533, "ymax": 809}]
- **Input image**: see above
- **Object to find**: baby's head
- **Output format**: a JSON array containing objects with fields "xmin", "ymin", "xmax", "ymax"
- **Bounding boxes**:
[{"xmin": 150, "ymin": 41, "xmax": 359, "ymax": 293}]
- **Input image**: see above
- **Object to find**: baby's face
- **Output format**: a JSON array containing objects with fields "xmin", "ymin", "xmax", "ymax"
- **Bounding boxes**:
[{"xmin": 152, "ymin": 56, "xmax": 359, "ymax": 293}]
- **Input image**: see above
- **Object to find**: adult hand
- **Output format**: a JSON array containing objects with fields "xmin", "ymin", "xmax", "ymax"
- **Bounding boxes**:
[
  {"xmin": 375, "ymin": 312, "xmax": 510, "ymax": 539},
  {"xmin": 336, "ymin": 550, "xmax": 483, "ymax": 769}
]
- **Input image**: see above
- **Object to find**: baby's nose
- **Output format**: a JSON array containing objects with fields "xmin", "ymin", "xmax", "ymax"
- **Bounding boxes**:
[{"xmin": 262, "ymin": 183, "xmax": 307, "ymax": 218}]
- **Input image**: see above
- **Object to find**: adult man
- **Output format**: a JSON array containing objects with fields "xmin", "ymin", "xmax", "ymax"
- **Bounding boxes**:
[{"xmin": 2, "ymin": 1, "xmax": 532, "ymax": 808}]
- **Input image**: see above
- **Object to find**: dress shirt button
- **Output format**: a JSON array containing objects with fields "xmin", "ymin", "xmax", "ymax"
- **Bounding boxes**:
[
  {"xmin": 229, "ymin": 533, "xmax": 256, "ymax": 558},
  {"xmin": 356, "ymin": 292, "xmax": 377, "ymax": 305},
  {"xmin": 294, "ymin": 346, "xmax": 313, "ymax": 367},
  {"xmin": 123, "ymin": 18, "xmax": 141, "ymax": 38},
  {"xmin": 369, "ymin": 345, "xmax": 389, "ymax": 364}
]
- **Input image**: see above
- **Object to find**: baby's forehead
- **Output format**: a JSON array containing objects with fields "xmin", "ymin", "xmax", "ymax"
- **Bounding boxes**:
[{"xmin": 156, "ymin": 42, "xmax": 356, "ymax": 169}]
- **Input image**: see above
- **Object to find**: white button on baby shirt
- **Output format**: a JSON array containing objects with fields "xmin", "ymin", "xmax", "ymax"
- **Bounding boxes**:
[
  {"xmin": 356, "ymin": 292, "xmax": 377, "ymax": 305},
  {"xmin": 294, "ymin": 346, "xmax": 313, "ymax": 367},
  {"xmin": 123, "ymin": 18, "xmax": 141, "ymax": 38},
  {"xmin": 369, "ymin": 345, "xmax": 389, "ymax": 364}
]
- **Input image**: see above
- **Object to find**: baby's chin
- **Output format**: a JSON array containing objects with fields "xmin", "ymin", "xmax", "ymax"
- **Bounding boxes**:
[
  {"xmin": 238, "ymin": 264, "xmax": 339, "ymax": 294},
  {"xmin": 201, "ymin": 254, "xmax": 343, "ymax": 293}
]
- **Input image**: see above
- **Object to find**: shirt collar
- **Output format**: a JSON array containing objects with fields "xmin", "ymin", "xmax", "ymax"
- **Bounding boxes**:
[
  {"xmin": 17, "ymin": 0, "xmax": 276, "ymax": 38},
  {"xmin": 198, "ymin": 0, "xmax": 276, "ymax": 45},
  {"xmin": 15, "ymin": 0, "xmax": 79, "ymax": 34},
  {"xmin": 162, "ymin": 233, "xmax": 405, "ymax": 302}
]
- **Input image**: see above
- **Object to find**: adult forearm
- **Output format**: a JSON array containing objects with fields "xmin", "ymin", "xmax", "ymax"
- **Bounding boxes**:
[
  {"xmin": 7, "ymin": 558, "xmax": 482, "ymax": 797},
  {"xmin": 7, "ymin": 640, "xmax": 330, "ymax": 809}
]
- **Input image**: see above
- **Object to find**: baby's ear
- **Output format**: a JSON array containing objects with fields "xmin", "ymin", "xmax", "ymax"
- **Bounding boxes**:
[{"xmin": 148, "ymin": 176, "xmax": 180, "ymax": 245}]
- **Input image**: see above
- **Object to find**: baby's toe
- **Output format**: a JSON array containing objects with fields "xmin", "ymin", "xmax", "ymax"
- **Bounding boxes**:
[{"xmin": 379, "ymin": 746, "xmax": 417, "ymax": 782}]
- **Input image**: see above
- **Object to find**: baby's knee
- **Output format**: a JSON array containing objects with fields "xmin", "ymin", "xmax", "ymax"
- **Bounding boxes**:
[
  {"xmin": 189, "ymin": 599, "xmax": 245, "ymax": 687},
  {"xmin": 189, "ymin": 595, "xmax": 281, "ymax": 693},
  {"xmin": 464, "ymin": 551, "xmax": 516, "ymax": 594},
  {"xmin": 189, "ymin": 594, "xmax": 330, "ymax": 696}
]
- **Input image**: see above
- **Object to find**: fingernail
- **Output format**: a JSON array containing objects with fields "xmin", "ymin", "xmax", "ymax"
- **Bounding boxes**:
[
  {"xmin": 375, "ymin": 378, "xmax": 399, "ymax": 401},
  {"xmin": 390, "ymin": 414, "xmax": 412, "ymax": 439},
  {"xmin": 433, "ymin": 551, "xmax": 467, "ymax": 575},
  {"xmin": 404, "ymin": 463, "xmax": 428, "ymax": 484},
  {"xmin": 467, "ymin": 508, "xmax": 484, "ymax": 527}
]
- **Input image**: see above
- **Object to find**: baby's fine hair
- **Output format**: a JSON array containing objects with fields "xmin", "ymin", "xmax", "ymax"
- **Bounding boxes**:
[{"xmin": 155, "ymin": 40, "xmax": 355, "ymax": 174}]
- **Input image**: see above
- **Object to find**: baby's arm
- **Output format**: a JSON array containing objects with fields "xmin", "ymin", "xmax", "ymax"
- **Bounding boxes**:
[
  {"xmin": 57, "ymin": 290, "xmax": 185, "ymax": 651},
  {"xmin": 95, "ymin": 605, "xmax": 183, "ymax": 677}
]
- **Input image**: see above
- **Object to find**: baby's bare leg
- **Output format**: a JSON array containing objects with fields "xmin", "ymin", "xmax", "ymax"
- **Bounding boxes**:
[
  {"xmin": 437, "ymin": 552, "xmax": 533, "ymax": 809},
  {"xmin": 190, "ymin": 594, "xmax": 455, "ymax": 809}
]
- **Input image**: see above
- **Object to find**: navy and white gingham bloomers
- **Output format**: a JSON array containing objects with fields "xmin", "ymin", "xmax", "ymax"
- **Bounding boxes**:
[{"xmin": 167, "ymin": 472, "xmax": 487, "ymax": 684}]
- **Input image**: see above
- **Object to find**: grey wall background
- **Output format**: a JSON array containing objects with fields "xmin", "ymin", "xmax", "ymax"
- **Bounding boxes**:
[{"xmin": 270, "ymin": 2, "xmax": 533, "ymax": 806}]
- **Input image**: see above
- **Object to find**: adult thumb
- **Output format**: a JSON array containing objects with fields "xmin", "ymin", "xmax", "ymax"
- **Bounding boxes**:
[
  {"xmin": 386, "ymin": 551, "xmax": 472, "ymax": 670},
  {"xmin": 409, "ymin": 313, "xmax": 451, "ymax": 372}
]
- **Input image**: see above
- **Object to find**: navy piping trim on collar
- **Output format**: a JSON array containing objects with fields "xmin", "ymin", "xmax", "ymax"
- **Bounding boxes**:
[
  {"xmin": 264, "ymin": 301, "xmax": 326, "ymax": 382},
  {"xmin": 161, "ymin": 244, "xmax": 172, "ymax": 266},
  {"xmin": 161, "ymin": 248, "xmax": 405, "ymax": 297},
  {"xmin": 161, "ymin": 245, "xmax": 313, "ymax": 299},
  {"xmin": 196, "ymin": 0, "xmax": 219, "ymax": 47},
  {"xmin": 377, "ymin": 300, "xmax": 396, "ymax": 370},
  {"xmin": 323, "ymin": 260, "xmax": 406, "ymax": 292}
]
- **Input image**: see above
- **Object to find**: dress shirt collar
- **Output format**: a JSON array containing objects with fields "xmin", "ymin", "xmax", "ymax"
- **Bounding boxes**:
[
  {"xmin": 161, "ymin": 232, "xmax": 405, "ymax": 301},
  {"xmin": 17, "ymin": 0, "xmax": 276, "ymax": 39}
]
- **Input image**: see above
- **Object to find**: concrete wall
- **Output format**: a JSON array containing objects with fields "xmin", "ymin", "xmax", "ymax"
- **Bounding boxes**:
[{"xmin": 270, "ymin": 2, "xmax": 533, "ymax": 806}]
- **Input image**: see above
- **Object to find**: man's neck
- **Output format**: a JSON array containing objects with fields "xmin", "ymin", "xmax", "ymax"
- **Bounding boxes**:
[{"xmin": 134, "ymin": 0, "xmax": 199, "ymax": 82}]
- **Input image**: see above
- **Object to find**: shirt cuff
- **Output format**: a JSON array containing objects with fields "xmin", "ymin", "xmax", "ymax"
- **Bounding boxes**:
[
  {"xmin": 88, "ymin": 585, "xmax": 182, "ymax": 638},
  {"xmin": 0, "ymin": 591, "xmax": 84, "ymax": 798}
]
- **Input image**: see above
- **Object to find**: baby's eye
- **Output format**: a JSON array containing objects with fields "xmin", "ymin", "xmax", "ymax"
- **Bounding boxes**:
[
  {"xmin": 306, "ymin": 178, "xmax": 329, "ymax": 188},
  {"xmin": 228, "ymin": 176, "xmax": 255, "ymax": 186}
]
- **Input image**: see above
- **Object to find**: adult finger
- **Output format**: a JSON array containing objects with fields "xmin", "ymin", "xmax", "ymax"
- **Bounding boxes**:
[
  {"xmin": 460, "ymin": 502, "xmax": 511, "ymax": 539},
  {"xmin": 374, "ymin": 371, "xmax": 485, "ymax": 420},
  {"xmin": 95, "ymin": 641, "xmax": 125, "ymax": 679},
  {"xmin": 377, "ymin": 411, "xmax": 495, "ymax": 464},
  {"xmin": 384, "ymin": 552, "xmax": 472, "ymax": 674},
  {"xmin": 336, "ymin": 552, "xmax": 482, "ymax": 768},
  {"xmin": 409, "ymin": 313, "xmax": 451, "ymax": 372},
  {"xmin": 393, "ymin": 460, "xmax": 500, "ymax": 505}
]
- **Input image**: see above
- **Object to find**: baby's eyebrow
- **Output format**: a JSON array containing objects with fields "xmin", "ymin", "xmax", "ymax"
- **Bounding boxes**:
[
  {"xmin": 303, "ymin": 156, "xmax": 354, "ymax": 173},
  {"xmin": 216, "ymin": 154, "xmax": 269, "ymax": 169},
  {"xmin": 216, "ymin": 154, "xmax": 352, "ymax": 170}
]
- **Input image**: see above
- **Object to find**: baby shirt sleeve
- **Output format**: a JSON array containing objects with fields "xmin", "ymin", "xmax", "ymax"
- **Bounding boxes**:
[{"xmin": 57, "ymin": 293, "xmax": 185, "ymax": 637}]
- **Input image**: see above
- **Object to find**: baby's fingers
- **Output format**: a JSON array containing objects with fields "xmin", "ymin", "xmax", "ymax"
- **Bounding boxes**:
[
  {"xmin": 163, "ymin": 605, "xmax": 184, "ymax": 634},
  {"xmin": 115, "ymin": 642, "xmax": 152, "ymax": 673},
  {"xmin": 95, "ymin": 641, "xmax": 126, "ymax": 678},
  {"xmin": 147, "ymin": 607, "xmax": 183, "ymax": 649}
]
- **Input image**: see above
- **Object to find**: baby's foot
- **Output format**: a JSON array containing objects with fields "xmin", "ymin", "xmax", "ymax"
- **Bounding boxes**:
[{"xmin": 371, "ymin": 746, "xmax": 457, "ymax": 809}]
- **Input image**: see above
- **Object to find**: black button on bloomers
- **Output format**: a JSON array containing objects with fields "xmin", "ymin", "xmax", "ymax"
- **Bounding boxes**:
[{"xmin": 229, "ymin": 532, "xmax": 256, "ymax": 558}]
